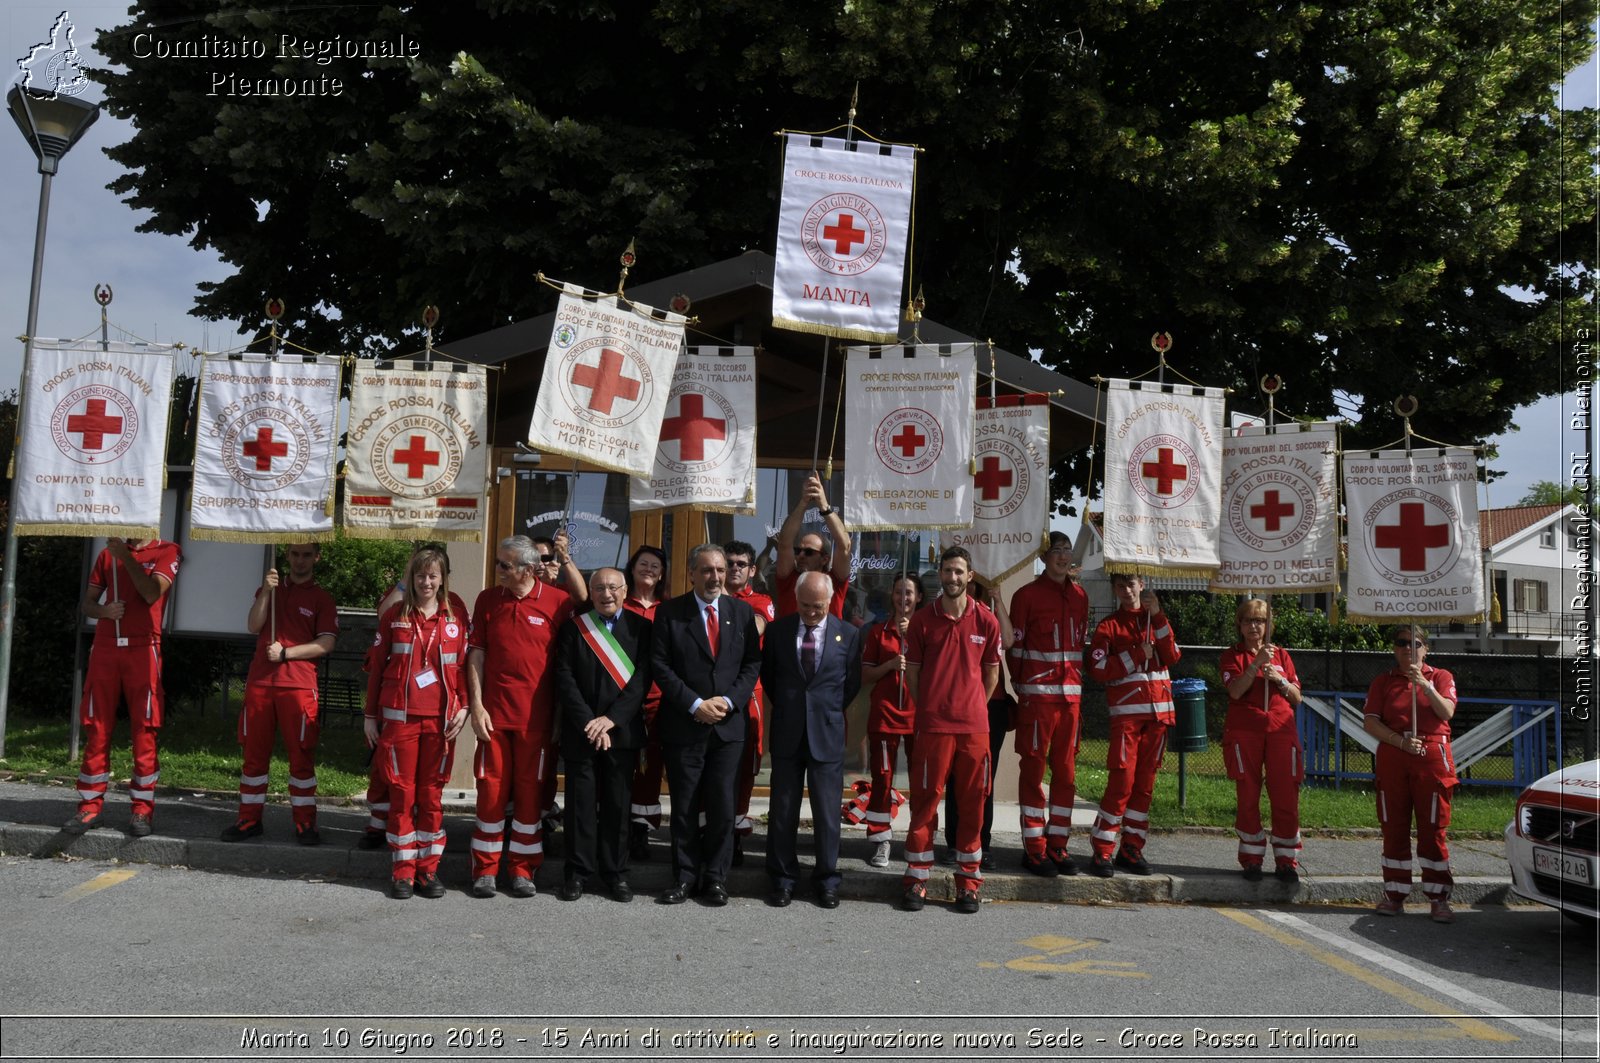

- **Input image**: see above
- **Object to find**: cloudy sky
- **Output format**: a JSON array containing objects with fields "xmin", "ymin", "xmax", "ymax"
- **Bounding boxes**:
[{"xmin": 0, "ymin": 4, "xmax": 1593, "ymax": 507}]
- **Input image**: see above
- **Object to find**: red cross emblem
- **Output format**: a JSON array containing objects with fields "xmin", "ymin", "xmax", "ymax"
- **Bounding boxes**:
[
  {"xmin": 821, "ymin": 213, "xmax": 867, "ymax": 256},
  {"xmin": 571, "ymin": 349, "xmax": 642, "ymax": 415},
  {"xmin": 974, "ymin": 456, "xmax": 1014, "ymax": 501},
  {"xmin": 1141, "ymin": 447, "xmax": 1188, "ymax": 495},
  {"xmin": 1250, "ymin": 490, "xmax": 1296, "ymax": 531},
  {"xmin": 890, "ymin": 423, "xmax": 926, "ymax": 458},
  {"xmin": 1374, "ymin": 502, "xmax": 1450, "ymax": 571},
  {"xmin": 66, "ymin": 398, "xmax": 124, "ymax": 451},
  {"xmin": 660, "ymin": 394, "xmax": 726, "ymax": 461},
  {"xmin": 392, "ymin": 435, "xmax": 441, "ymax": 479},
  {"xmin": 242, "ymin": 426, "xmax": 289, "ymax": 471}
]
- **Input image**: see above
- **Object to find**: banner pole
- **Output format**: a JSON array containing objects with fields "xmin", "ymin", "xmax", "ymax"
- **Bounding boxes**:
[{"xmin": 810, "ymin": 336, "xmax": 830, "ymax": 473}]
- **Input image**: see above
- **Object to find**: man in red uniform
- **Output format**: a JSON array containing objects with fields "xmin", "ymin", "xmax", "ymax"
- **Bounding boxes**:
[
  {"xmin": 773, "ymin": 472, "xmax": 851, "ymax": 618},
  {"xmin": 222, "ymin": 543, "xmax": 338, "ymax": 844},
  {"xmin": 64, "ymin": 537, "xmax": 181, "ymax": 836},
  {"xmin": 860, "ymin": 572, "xmax": 922, "ymax": 867},
  {"xmin": 900, "ymin": 547, "xmax": 1001, "ymax": 914},
  {"xmin": 722, "ymin": 539, "xmax": 774, "ymax": 863},
  {"xmin": 1086, "ymin": 573, "xmax": 1181, "ymax": 877},
  {"xmin": 1007, "ymin": 531, "xmax": 1089, "ymax": 876},
  {"xmin": 466, "ymin": 535, "xmax": 573, "ymax": 898}
]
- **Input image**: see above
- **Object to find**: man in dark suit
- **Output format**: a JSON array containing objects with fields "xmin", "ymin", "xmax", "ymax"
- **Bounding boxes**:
[
  {"xmin": 651, "ymin": 544, "xmax": 763, "ymax": 905},
  {"xmin": 761, "ymin": 571, "xmax": 863, "ymax": 909},
  {"xmin": 554, "ymin": 567, "xmax": 651, "ymax": 903}
]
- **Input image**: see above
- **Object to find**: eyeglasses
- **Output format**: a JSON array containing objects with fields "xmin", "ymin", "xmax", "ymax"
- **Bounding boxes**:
[
  {"xmin": 728, "ymin": 560, "xmax": 752, "ymax": 568},
  {"xmin": 495, "ymin": 560, "xmax": 520, "ymax": 571},
  {"xmin": 536, "ymin": 555, "xmax": 557, "ymax": 564},
  {"xmin": 1394, "ymin": 639, "xmax": 1425, "ymax": 648},
  {"xmin": 794, "ymin": 547, "xmax": 822, "ymax": 558}
]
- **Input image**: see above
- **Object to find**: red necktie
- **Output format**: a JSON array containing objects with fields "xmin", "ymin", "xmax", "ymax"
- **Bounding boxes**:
[{"xmin": 705, "ymin": 601, "xmax": 719, "ymax": 658}]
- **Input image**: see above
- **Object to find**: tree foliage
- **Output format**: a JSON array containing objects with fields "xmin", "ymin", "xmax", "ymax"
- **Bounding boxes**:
[
  {"xmin": 92, "ymin": 1, "xmax": 1598, "ymax": 508},
  {"xmin": 1515, "ymin": 479, "xmax": 1587, "ymax": 507},
  {"xmin": 1162, "ymin": 591, "xmax": 1389, "ymax": 650}
]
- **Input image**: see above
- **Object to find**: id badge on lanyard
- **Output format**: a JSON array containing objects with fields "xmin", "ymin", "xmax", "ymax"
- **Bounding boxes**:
[{"xmin": 413, "ymin": 622, "xmax": 440, "ymax": 691}]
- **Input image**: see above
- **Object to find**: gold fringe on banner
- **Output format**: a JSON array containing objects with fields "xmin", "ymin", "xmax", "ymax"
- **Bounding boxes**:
[
  {"xmin": 343, "ymin": 525, "xmax": 482, "ymax": 543},
  {"xmin": 15, "ymin": 522, "xmax": 158, "ymax": 540},
  {"xmin": 770, "ymin": 314, "xmax": 898, "ymax": 345},
  {"xmin": 1346, "ymin": 610, "xmax": 1485, "ymax": 627},
  {"xmin": 1105, "ymin": 561, "xmax": 1219, "ymax": 584},
  {"xmin": 190, "ymin": 526, "xmax": 337, "ymax": 544}
]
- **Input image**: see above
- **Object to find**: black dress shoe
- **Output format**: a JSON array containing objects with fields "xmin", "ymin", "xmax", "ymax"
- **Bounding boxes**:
[
  {"xmin": 658, "ymin": 882, "xmax": 689, "ymax": 905},
  {"xmin": 815, "ymin": 889, "xmax": 840, "ymax": 910},
  {"xmin": 608, "ymin": 879, "xmax": 634, "ymax": 903},
  {"xmin": 559, "ymin": 880, "xmax": 584, "ymax": 902},
  {"xmin": 701, "ymin": 882, "xmax": 729, "ymax": 907},
  {"xmin": 220, "ymin": 822, "xmax": 263, "ymax": 843},
  {"xmin": 767, "ymin": 887, "xmax": 793, "ymax": 908},
  {"xmin": 980, "ymin": 852, "xmax": 996, "ymax": 872}
]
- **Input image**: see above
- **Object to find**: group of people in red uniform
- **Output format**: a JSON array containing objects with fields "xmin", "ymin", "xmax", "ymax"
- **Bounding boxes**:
[{"xmin": 60, "ymin": 508, "xmax": 1461, "ymax": 921}]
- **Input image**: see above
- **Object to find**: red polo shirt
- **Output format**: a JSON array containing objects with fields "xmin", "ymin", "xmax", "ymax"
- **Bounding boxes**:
[
  {"xmin": 733, "ymin": 584, "xmax": 776, "ymax": 624},
  {"xmin": 905, "ymin": 597, "xmax": 1001, "ymax": 733},
  {"xmin": 246, "ymin": 577, "xmax": 339, "ymax": 689},
  {"xmin": 863, "ymin": 619, "xmax": 916, "ymax": 733},
  {"xmin": 469, "ymin": 580, "xmax": 573, "ymax": 732},
  {"xmin": 776, "ymin": 569, "xmax": 847, "ymax": 619},
  {"xmin": 88, "ymin": 540, "xmax": 181, "ymax": 647}
]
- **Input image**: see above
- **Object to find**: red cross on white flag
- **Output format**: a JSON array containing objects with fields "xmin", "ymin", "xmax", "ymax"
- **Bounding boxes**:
[
  {"xmin": 631, "ymin": 350, "xmax": 757, "ymax": 514},
  {"xmin": 1213, "ymin": 423, "xmax": 1338, "ymax": 594}
]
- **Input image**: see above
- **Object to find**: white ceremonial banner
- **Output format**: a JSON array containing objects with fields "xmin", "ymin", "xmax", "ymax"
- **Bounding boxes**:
[
  {"xmin": 772, "ymin": 134, "xmax": 916, "ymax": 342},
  {"xmin": 13, "ymin": 339, "xmax": 174, "ymax": 538},
  {"xmin": 1211, "ymin": 423, "xmax": 1338, "ymax": 594},
  {"xmin": 845, "ymin": 345, "xmax": 976, "ymax": 531},
  {"xmin": 190, "ymin": 354, "xmax": 341, "ymax": 542},
  {"xmin": 344, "ymin": 361, "xmax": 490, "ymax": 541},
  {"xmin": 630, "ymin": 348, "xmax": 757, "ymax": 513},
  {"xmin": 942, "ymin": 394, "xmax": 1050, "ymax": 583},
  {"xmin": 1101, "ymin": 379, "xmax": 1226, "ymax": 579},
  {"xmin": 527, "ymin": 284, "xmax": 686, "ymax": 477},
  {"xmin": 1344, "ymin": 447, "xmax": 1484, "ymax": 623}
]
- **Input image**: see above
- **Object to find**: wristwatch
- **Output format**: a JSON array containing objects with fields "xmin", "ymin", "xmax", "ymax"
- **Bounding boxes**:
[{"xmin": 819, "ymin": 506, "xmax": 835, "ymax": 516}]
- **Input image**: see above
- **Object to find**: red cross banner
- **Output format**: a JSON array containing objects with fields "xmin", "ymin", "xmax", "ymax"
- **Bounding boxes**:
[
  {"xmin": 527, "ymin": 284, "xmax": 686, "ymax": 477},
  {"xmin": 772, "ymin": 135, "xmax": 917, "ymax": 342},
  {"xmin": 11, "ymin": 339, "xmax": 175, "ymax": 537},
  {"xmin": 343, "ymin": 361, "xmax": 490, "ymax": 541},
  {"xmin": 844, "ymin": 345, "xmax": 976, "ymax": 531},
  {"xmin": 189, "ymin": 354, "xmax": 341, "ymax": 542},
  {"xmin": 1343, "ymin": 447, "xmax": 1485, "ymax": 623},
  {"xmin": 1210, "ymin": 422, "xmax": 1338, "ymax": 594},
  {"xmin": 629, "ymin": 347, "xmax": 757, "ymax": 514},
  {"xmin": 1101, "ymin": 379, "xmax": 1226, "ymax": 579},
  {"xmin": 941, "ymin": 394, "xmax": 1051, "ymax": 583}
]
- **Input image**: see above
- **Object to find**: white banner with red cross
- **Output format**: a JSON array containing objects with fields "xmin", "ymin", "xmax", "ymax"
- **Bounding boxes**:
[
  {"xmin": 1343, "ymin": 447, "xmax": 1484, "ymax": 623},
  {"xmin": 1101, "ymin": 379, "xmax": 1226, "ymax": 580},
  {"xmin": 844, "ymin": 344, "xmax": 976, "ymax": 531},
  {"xmin": 772, "ymin": 135, "xmax": 917, "ymax": 343},
  {"xmin": 941, "ymin": 394, "xmax": 1050, "ymax": 583},
  {"xmin": 12, "ymin": 339, "xmax": 175, "ymax": 538},
  {"xmin": 629, "ymin": 347, "xmax": 757, "ymax": 514},
  {"xmin": 527, "ymin": 284, "xmax": 686, "ymax": 477},
  {"xmin": 343, "ymin": 361, "xmax": 490, "ymax": 541},
  {"xmin": 189, "ymin": 354, "xmax": 341, "ymax": 542},
  {"xmin": 1210, "ymin": 422, "xmax": 1339, "ymax": 594}
]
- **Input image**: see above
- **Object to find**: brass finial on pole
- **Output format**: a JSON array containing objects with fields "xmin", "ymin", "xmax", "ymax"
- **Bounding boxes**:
[
  {"xmin": 421, "ymin": 305, "xmax": 440, "ymax": 365},
  {"xmin": 617, "ymin": 239, "xmax": 638, "ymax": 297},
  {"xmin": 95, "ymin": 283, "xmax": 112, "ymax": 351},
  {"xmin": 264, "ymin": 297, "xmax": 285, "ymax": 358},
  {"xmin": 1260, "ymin": 373, "xmax": 1283, "ymax": 429}
]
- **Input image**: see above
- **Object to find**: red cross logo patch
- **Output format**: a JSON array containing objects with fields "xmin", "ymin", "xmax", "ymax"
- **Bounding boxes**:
[
  {"xmin": 221, "ymin": 407, "xmax": 313, "ymax": 492},
  {"xmin": 873, "ymin": 407, "xmax": 944, "ymax": 475},
  {"xmin": 1126, "ymin": 434, "xmax": 1201, "ymax": 509},
  {"xmin": 49, "ymin": 385, "xmax": 139, "ymax": 465},
  {"xmin": 1226, "ymin": 472, "xmax": 1319, "ymax": 553},
  {"xmin": 657, "ymin": 388, "xmax": 736, "ymax": 473},
  {"xmin": 556, "ymin": 337, "xmax": 656, "ymax": 430},
  {"xmin": 1360, "ymin": 489, "xmax": 1461, "ymax": 586},
  {"xmin": 973, "ymin": 438, "xmax": 1031, "ymax": 520},
  {"xmin": 801, "ymin": 192, "xmax": 888, "ymax": 277},
  {"xmin": 371, "ymin": 419, "xmax": 463, "ymax": 499}
]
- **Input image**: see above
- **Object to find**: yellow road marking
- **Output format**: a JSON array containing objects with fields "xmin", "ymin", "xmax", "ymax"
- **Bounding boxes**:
[
  {"xmin": 1216, "ymin": 909, "xmax": 1515, "ymax": 1042},
  {"xmin": 981, "ymin": 934, "xmax": 1149, "ymax": 978},
  {"xmin": 61, "ymin": 869, "xmax": 137, "ymax": 902}
]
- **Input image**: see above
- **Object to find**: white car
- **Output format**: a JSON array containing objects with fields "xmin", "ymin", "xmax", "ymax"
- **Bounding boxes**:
[{"xmin": 1505, "ymin": 758, "xmax": 1600, "ymax": 924}]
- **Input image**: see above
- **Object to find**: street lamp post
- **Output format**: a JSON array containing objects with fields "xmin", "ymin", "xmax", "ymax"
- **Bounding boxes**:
[{"xmin": 0, "ymin": 84, "xmax": 100, "ymax": 757}]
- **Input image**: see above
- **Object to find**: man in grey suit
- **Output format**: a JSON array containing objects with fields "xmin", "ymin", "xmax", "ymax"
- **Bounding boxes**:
[
  {"xmin": 651, "ymin": 544, "xmax": 764, "ymax": 906},
  {"xmin": 761, "ymin": 571, "xmax": 863, "ymax": 909}
]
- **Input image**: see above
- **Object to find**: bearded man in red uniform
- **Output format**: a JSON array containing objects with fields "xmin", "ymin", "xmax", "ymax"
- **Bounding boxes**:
[
  {"xmin": 64, "ymin": 537, "xmax": 181, "ymax": 836},
  {"xmin": 466, "ymin": 535, "xmax": 573, "ymax": 898}
]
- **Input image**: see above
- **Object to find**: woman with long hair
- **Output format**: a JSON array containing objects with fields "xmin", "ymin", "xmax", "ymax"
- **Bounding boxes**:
[{"xmin": 622, "ymin": 545, "xmax": 668, "ymax": 858}]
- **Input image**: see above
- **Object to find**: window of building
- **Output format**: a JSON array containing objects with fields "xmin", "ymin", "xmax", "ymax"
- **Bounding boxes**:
[
  {"xmin": 513, "ymin": 469, "xmax": 634, "ymax": 572},
  {"xmin": 1513, "ymin": 578, "xmax": 1549, "ymax": 613},
  {"xmin": 1539, "ymin": 526, "xmax": 1556, "ymax": 548}
]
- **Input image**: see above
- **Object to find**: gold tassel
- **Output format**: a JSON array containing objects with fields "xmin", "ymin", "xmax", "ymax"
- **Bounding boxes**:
[
  {"xmin": 1491, "ymin": 589, "xmax": 1503, "ymax": 623},
  {"xmin": 824, "ymin": 458, "xmax": 833, "ymax": 481}
]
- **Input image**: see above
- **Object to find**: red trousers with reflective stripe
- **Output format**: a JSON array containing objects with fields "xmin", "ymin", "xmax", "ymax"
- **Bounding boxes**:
[
  {"xmin": 1222, "ymin": 726, "xmax": 1303, "ymax": 868},
  {"xmin": 1015, "ymin": 695, "xmax": 1080, "ymax": 856},
  {"xmin": 77, "ymin": 644, "xmax": 163, "ymax": 817},
  {"xmin": 904, "ymin": 732, "xmax": 989, "ymax": 893},
  {"xmin": 236, "ymin": 684, "xmax": 320, "ymax": 829},
  {"xmin": 381, "ymin": 715, "xmax": 451, "ymax": 881},
  {"xmin": 866, "ymin": 731, "xmax": 912, "ymax": 843},
  {"xmin": 472, "ymin": 729, "xmax": 549, "ymax": 879},
  {"xmin": 1091, "ymin": 715, "xmax": 1168, "ymax": 860},
  {"xmin": 630, "ymin": 698, "xmax": 665, "ymax": 830},
  {"xmin": 1375, "ymin": 742, "xmax": 1456, "ymax": 900},
  {"xmin": 364, "ymin": 767, "xmax": 390, "ymax": 836}
]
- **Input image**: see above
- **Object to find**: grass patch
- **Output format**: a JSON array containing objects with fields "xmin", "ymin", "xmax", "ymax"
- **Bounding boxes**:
[{"xmin": 1, "ymin": 707, "xmax": 373, "ymax": 800}]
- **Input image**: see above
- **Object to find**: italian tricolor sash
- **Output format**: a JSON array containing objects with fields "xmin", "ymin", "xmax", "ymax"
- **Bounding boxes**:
[{"xmin": 578, "ymin": 611, "xmax": 634, "ymax": 690}]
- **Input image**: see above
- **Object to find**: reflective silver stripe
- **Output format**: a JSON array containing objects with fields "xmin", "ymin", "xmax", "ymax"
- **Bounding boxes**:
[
  {"xmin": 1152, "ymin": 625, "xmax": 1171, "ymax": 640},
  {"xmin": 1118, "ymin": 651, "xmax": 1136, "ymax": 672},
  {"xmin": 1022, "ymin": 826, "xmax": 1045, "ymax": 838},
  {"xmin": 78, "ymin": 772, "xmax": 109, "ymax": 784},
  {"xmin": 510, "ymin": 818, "xmax": 541, "ymax": 835},
  {"xmin": 1046, "ymin": 825, "xmax": 1071, "ymax": 836},
  {"xmin": 289, "ymin": 775, "xmax": 316, "ymax": 789},
  {"xmin": 426, "ymin": 841, "xmax": 446, "ymax": 856},
  {"xmin": 87, "ymin": 693, "xmax": 95, "ymax": 719},
  {"xmin": 1430, "ymin": 793, "xmax": 1439, "ymax": 824},
  {"xmin": 239, "ymin": 773, "xmax": 270, "ymax": 786},
  {"xmin": 955, "ymin": 846, "xmax": 981, "ymax": 861},
  {"xmin": 241, "ymin": 793, "xmax": 267, "ymax": 805},
  {"xmin": 733, "ymin": 816, "xmax": 754, "ymax": 832},
  {"xmin": 1123, "ymin": 808, "xmax": 1148, "ymax": 823},
  {"xmin": 1420, "ymin": 882, "xmax": 1448, "ymax": 895},
  {"xmin": 1096, "ymin": 808, "xmax": 1123, "ymax": 825},
  {"xmin": 1108, "ymin": 701, "xmax": 1174, "ymax": 717},
  {"xmin": 382, "ymin": 708, "xmax": 406, "ymax": 722},
  {"xmin": 439, "ymin": 652, "xmax": 458, "ymax": 664},
  {"xmin": 475, "ymin": 818, "xmax": 505, "ymax": 833},
  {"xmin": 1015, "ymin": 683, "xmax": 1083, "ymax": 696},
  {"xmin": 300, "ymin": 716, "xmax": 306, "ymax": 743},
  {"xmin": 1108, "ymin": 670, "xmax": 1170, "ymax": 686},
  {"xmin": 507, "ymin": 840, "xmax": 542, "ymax": 854},
  {"xmin": 904, "ymin": 848, "xmax": 934, "ymax": 862},
  {"xmin": 1417, "ymin": 856, "xmax": 1450, "ymax": 871},
  {"xmin": 1233, "ymin": 743, "xmax": 1247, "ymax": 775},
  {"xmin": 289, "ymin": 795, "xmax": 316, "ymax": 806},
  {"xmin": 128, "ymin": 788, "xmax": 154, "ymax": 800},
  {"xmin": 1012, "ymin": 649, "xmax": 1082, "ymax": 662},
  {"xmin": 387, "ymin": 831, "xmax": 419, "ymax": 845},
  {"xmin": 1021, "ymin": 804, "xmax": 1047, "ymax": 818},
  {"xmin": 1381, "ymin": 856, "xmax": 1413, "ymax": 870},
  {"xmin": 392, "ymin": 642, "xmax": 413, "ymax": 654},
  {"xmin": 1049, "ymin": 805, "xmax": 1074, "ymax": 818},
  {"xmin": 391, "ymin": 848, "xmax": 420, "ymax": 861},
  {"xmin": 1123, "ymin": 824, "xmax": 1147, "ymax": 839},
  {"xmin": 1269, "ymin": 833, "xmax": 1301, "ymax": 847},
  {"xmin": 863, "ymin": 811, "xmax": 891, "ymax": 824},
  {"xmin": 134, "ymin": 772, "xmax": 159, "ymax": 786},
  {"xmin": 1237, "ymin": 829, "xmax": 1267, "ymax": 842},
  {"xmin": 905, "ymin": 866, "xmax": 930, "ymax": 880},
  {"xmin": 1091, "ymin": 827, "xmax": 1119, "ymax": 843},
  {"xmin": 369, "ymin": 802, "xmax": 390, "ymax": 813},
  {"xmin": 368, "ymin": 816, "xmax": 386, "ymax": 829},
  {"xmin": 1239, "ymin": 843, "xmax": 1267, "ymax": 855},
  {"xmin": 630, "ymin": 803, "xmax": 662, "ymax": 816},
  {"xmin": 469, "ymin": 837, "xmax": 501, "ymax": 852},
  {"xmin": 1378, "ymin": 792, "xmax": 1388, "ymax": 822},
  {"xmin": 77, "ymin": 789, "xmax": 101, "ymax": 801}
]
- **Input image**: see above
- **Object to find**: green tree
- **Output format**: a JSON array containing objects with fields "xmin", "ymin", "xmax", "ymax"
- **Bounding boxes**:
[
  {"xmin": 92, "ymin": 1, "xmax": 1597, "ymax": 507},
  {"xmin": 1515, "ymin": 479, "xmax": 1586, "ymax": 507}
]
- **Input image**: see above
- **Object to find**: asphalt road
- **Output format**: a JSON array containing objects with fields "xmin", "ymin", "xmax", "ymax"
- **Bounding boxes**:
[{"xmin": 1, "ymin": 855, "xmax": 1594, "ymax": 1063}]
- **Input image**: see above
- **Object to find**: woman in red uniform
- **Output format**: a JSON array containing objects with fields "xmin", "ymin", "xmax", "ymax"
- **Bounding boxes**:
[
  {"xmin": 1219, "ymin": 598, "xmax": 1304, "ymax": 882},
  {"xmin": 860, "ymin": 572, "xmax": 923, "ymax": 867},
  {"xmin": 365, "ymin": 547, "xmax": 471, "ymax": 900},
  {"xmin": 1362, "ymin": 625, "xmax": 1459, "ymax": 923},
  {"xmin": 623, "ymin": 545, "xmax": 668, "ymax": 857}
]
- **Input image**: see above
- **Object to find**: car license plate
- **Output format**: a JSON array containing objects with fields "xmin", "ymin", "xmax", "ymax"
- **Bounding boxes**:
[{"xmin": 1534, "ymin": 845, "xmax": 1595, "ymax": 885}]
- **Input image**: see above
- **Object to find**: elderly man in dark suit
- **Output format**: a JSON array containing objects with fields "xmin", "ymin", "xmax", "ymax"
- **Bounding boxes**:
[
  {"xmin": 651, "ymin": 544, "xmax": 763, "ymax": 906},
  {"xmin": 762, "ymin": 571, "xmax": 863, "ymax": 909},
  {"xmin": 554, "ymin": 567, "xmax": 651, "ymax": 903}
]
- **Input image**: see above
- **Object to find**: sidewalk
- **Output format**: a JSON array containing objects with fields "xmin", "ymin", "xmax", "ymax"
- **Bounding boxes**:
[{"xmin": 0, "ymin": 778, "xmax": 1517, "ymax": 908}]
